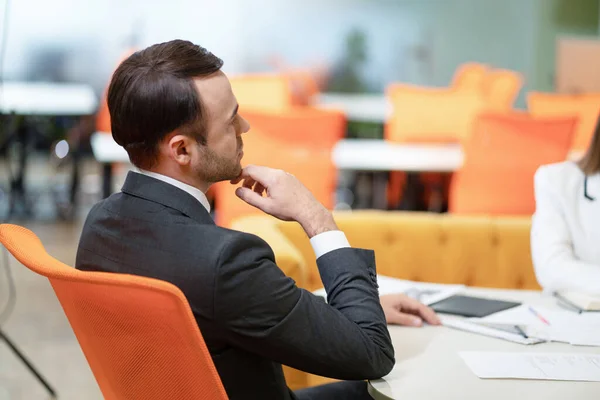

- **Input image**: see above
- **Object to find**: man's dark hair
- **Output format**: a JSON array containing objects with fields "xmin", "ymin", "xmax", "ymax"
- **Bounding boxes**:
[{"xmin": 107, "ymin": 40, "xmax": 224, "ymax": 169}]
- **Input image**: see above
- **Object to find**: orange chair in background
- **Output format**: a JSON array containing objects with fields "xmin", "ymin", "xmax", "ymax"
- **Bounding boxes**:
[
  {"xmin": 527, "ymin": 92, "xmax": 600, "ymax": 153},
  {"xmin": 449, "ymin": 112, "xmax": 577, "ymax": 215},
  {"xmin": 241, "ymin": 107, "xmax": 346, "ymax": 149},
  {"xmin": 0, "ymin": 224, "xmax": 228, "ymax": 400},
  {"xmin": 482, "ymin": 69, "xmax": 523, "ymax": 111},
  {"xmin": 451, "ymin": 62, "xmax": 489, "ymax": 91},
  {"xmin": 229, "ymin": 73, "xmax": 293, "ymax": 113},
  {"xmin": 385, "ymin": 84, "xmax": 488, "ymax": 144},
  {"xmin": 213, "ymin": 129, "xmax": 338, "ymax": 228}
]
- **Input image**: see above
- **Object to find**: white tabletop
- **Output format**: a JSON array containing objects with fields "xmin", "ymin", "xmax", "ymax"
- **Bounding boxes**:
[
  {"xmin": 90, "ymin": 131, "xmax": 130, "ymax": 163},
  {"xmin": 332, "ymin": 139, "xmax": 463, "ymax": 172},
  {"xmin": 368, "ymin": 287, "xmax": 600, "ymax": 400},
  {"xmin": 0, "ymin": 82, "xmax": 97, "ymax": 116},
  {"xmin": 315, "ymin": 93, "xmax": 390, "ymax": 123}
]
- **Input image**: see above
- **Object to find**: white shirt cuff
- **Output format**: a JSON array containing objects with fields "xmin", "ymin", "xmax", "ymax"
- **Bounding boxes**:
[{"xmin": 310, "ymin": 230, "xmax": 351, "ymax": 259}]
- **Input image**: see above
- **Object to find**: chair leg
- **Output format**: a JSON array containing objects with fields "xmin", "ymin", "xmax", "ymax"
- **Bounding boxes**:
[{"xmin": 0, "ymin": 328, "xmax": 57, "ymax": 399}]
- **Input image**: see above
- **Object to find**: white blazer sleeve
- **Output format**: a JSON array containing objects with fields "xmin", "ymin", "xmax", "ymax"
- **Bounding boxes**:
[{"xmin": 531, "ymin": 166, "xmax": 600, "ymax": 295}]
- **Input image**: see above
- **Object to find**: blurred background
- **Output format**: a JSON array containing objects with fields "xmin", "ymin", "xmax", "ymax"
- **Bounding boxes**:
[{"xmin": 1, "ymin": 0, "xmax": 600, "ymax": 398}]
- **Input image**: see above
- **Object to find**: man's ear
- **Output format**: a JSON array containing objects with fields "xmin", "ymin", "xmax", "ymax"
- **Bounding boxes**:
[{"xmin": 165, "ymin": 134, "xmax": 194, "ymax": 166}]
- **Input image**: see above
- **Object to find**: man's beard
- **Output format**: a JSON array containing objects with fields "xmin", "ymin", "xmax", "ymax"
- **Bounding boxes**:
[{"xmin": 193, "ymin": 144, "xmax": 242, "ymax": 183}]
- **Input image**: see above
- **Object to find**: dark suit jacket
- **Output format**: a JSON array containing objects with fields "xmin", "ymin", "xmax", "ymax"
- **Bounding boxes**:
[{"xmin": 76, "ymin": 172, "xmax": 394, "ymax": 399}]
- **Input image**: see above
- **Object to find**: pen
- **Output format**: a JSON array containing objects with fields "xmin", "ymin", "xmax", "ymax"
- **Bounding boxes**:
[
  {"xmin": 528, "ymin": 306, "xmax": 551, "ymax": 325},
  {"xmin": 514, "ymin": 325, "xmax": 528, "ymax": 339}
]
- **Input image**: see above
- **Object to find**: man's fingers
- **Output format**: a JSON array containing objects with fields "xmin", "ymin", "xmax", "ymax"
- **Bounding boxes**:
[
  {"xmin": 235, "ymin": 187, "xmax": 270, "ymax": 211},
  {"xmin": 236, "ymin": 165, "xmax": 275, "ymax": 187},
  {"xmin": 387, "ymin": 310, "xmax": 423, "ymax": 327},
  {"xmin": 417, "ymin": 304, "xmax": 441, "ymax": 325}
]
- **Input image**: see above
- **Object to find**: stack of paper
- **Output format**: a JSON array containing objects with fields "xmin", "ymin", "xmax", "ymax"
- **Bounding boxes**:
[{"xmin": 472, "ymin": 304, "xmax": 600, "ymax": 347}]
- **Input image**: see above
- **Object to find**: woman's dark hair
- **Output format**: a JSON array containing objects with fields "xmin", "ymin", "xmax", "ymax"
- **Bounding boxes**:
[
  {"xmin": 108, "ymin": 40, "xmax": 223, "ymax": 169},
  {"xmin": 578, "ymin": 112, "xmax": 600, "ymax": 175}
]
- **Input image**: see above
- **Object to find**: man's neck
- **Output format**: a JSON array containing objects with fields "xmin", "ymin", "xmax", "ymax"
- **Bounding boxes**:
[{"xmin": 147, "ymin": 166, "xmax": 210, "ymax": 193}]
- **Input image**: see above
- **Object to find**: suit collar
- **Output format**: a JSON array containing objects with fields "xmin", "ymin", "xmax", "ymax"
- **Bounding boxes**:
[{"xmin": 121, "ymin": 171, "xmax": 215, "ymax": 225}]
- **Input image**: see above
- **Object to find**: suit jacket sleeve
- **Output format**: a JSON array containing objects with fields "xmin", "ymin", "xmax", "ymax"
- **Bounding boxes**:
[
  {"xmin": 531, "ymin": 166, "xmax": 600, "ymax": 295},
  {"xmin": 213, "ymin": 232, "xmax": 395, "ymax": 380}
]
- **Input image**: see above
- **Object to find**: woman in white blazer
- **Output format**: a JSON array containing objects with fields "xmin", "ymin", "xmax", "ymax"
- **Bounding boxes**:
[{"xmin": 531, "ymin": 119, "xmax": 600, "ymax": 295}]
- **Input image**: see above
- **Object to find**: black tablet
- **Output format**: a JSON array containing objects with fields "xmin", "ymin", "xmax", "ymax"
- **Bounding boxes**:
[{"xmin": 429, "ymin": 294, "xmax": 521, "ymax": 318}]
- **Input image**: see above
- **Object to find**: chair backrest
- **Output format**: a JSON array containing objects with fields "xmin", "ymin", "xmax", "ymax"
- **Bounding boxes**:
[
  {"xmin": 229, "ymin": 73, "xmax": 293, "ymax": 113},
  {"xmin": 527, "ymin": 91, "xmax": 600, "ymax": 152},
  {"xmin": 241, "ymin": 107, "xmax": 346, "ymax": 149},
  {"xmin": 449, "ymin": 112, "xmax": 577, "ymax": 215},
  {"xmin": 482, "ymin": 69, "xmax": 523, "ymax": 111},
  {"xmin": 0, "ymin": 224, "xmax": 228, "ymax": 400},
  {"xmin": 212, "ymin": 128, "xmax": 337, "ymax": 228},
  {"xmin": 451, "ymin": 62, "xmax": 489, "ymax": 91},
  {"xmin": 385, "ymin": 84, "xmax": 488, "ymax": 143}
]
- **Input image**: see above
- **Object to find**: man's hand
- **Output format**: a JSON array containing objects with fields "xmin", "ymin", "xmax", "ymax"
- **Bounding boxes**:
[
  {"xmin": 380, "ymin": 294, "xmax": 441, "ymax": 327},
  {"xmin": 231, "ymin": 165, "xmax": 337, "ymax": 237}
]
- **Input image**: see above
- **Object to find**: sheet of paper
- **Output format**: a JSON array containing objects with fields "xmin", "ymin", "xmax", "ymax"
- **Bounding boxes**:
[
  {"xmin": 474, "ymin": 305, "xmax": 600, "ymax": 346},
  {"xmin": 441, "ymin": 316, "xmax": 545, "ymax": 345},
  {"xmin": 313, "ymin": 274, "xmax": 464, "ymax": 305},
  {"xmin": 460, "ymin": 352, "xmax": 600, "ymax": 382}
]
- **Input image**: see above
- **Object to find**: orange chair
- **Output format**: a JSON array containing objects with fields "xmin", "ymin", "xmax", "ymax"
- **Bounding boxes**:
[
  {"xmin": 451, "ymin": 62, "xmax": 489, "ymax": 91},
  {"xmin": 449, "ymin": 112, "xmax": 577, "ymax": 215},
  {"xmin": 241, "ymin": 107, "xmax": 346, "ymax": 149},
  {"xmin": 229, "ymin": 73, "xmax": 293, "ymax": 113},
  {"xmin": 482, "ymin": 69, "xmax": 523, "ymax": 111},
  {"xmin": 0, "ymin": 224, "xmax": 228, "ymax": 400},
  {"xmin": 384, "ymin": 84, "xmax": 489, "ymax": 210},
  {"xmin": 527, "ymin": 92, "xmax": 600, "ymax": 152},
  {"xmin": 213, "ymin": 129, "xmax": 337, "ymax": 228},
  {"xmin": 385, "ymin": 84, "xmax": 488, "ymax": 143}
]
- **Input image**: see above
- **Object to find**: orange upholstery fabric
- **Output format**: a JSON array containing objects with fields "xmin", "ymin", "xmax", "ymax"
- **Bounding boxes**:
[
  {"xmin": 449, "ymin": 112, "xmax": 577, "ymax": 215},
  {"xmin": 527, "ymin": 92, "xmax": 600, "ymax": 152},
  {"xmin": 0, "ymin": 224, "xmax": 227, "ymax": 400}
]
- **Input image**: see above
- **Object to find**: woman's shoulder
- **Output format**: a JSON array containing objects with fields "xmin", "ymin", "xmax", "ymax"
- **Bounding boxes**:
[
  {"xmin": 535, "ymin": 161, "xmax": 585, "ymax": 199},
  {"xmin": 536, "ymin": 161, "xmax": 582, "ymax": 184}
]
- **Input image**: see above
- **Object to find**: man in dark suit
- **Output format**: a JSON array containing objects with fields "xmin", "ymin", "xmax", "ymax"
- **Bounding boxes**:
[{"xmin": 76, "ymin": 40, "xmax": 439, "ymax": 399}]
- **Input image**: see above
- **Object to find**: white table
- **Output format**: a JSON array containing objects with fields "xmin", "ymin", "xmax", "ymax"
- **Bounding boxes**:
[
  {"xmin": 368, "ymin": 287, "xmax": 600, "ymax": 400},
  {"xmin": 90, "ymin": 132, "xmax": 130, "ymax": 198},
  {"xmin": 90, "ymin": 132, "xmax": 129, "ymax": 163},
  {"xmin": 315, "ymin": 93, "xmax": 390, "ymax": 123},
  {"xmin": 0, "ymin": 82, "xmax": 98, "ymax": 218},
  {"xmin": 0, "ymin": 82, "xmax": 97, "ymax": 116},
  {"xmin": 332, "ymin": 139, "xmax": 463, "ymax": 210},
  {"xmin": 332, "ymin": 139, "xmax": 463, "ymax": 172}
]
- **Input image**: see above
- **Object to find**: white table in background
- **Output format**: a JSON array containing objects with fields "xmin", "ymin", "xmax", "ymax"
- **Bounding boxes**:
[
  {"xmin": 0, "ymin": 82, "xmax": 98, "ymax": 218},
  {"xmin": 332, "ymin": 139, "xmax": 463, "ymax": 210},
  {"xmin": 90, "ymin": 132, "xmax": 130, "ymax": 198},
  {"xmin": 332, "ymin": 139, "xmax": 463, "ymax": 172},
  {"xmin": 315, "ymin": 93, "xmax": 390, "ymax": 124},
  {"xmin": 0, "ymin": 82, "xmax": 97, "ymax": 116},
  {"xmin": 368, "ymin": 287, "xmax": 600, "ymax": 400}
]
